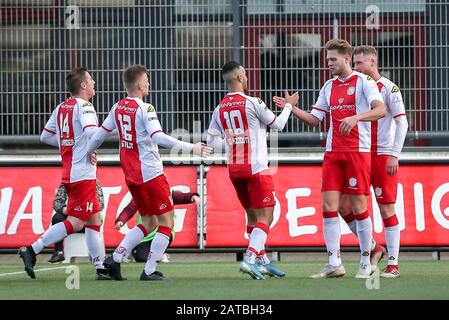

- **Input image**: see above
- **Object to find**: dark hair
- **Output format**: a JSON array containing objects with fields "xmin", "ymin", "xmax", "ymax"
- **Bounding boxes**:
[
  {"xmin": 222, "ymin": 61, "xmax": 241, "ymax": 76},
  {"xmin": 325, "ymin": 39, "xmax": 353, "ymax": 57},
  {"xmin": 122, "ymin": 64, "xmax": 148, "ymax": 90},
  {"xmin": 353, "ymin": 45, "xmax": 378, "ymax": 57},
  {"xmin": 66, "ymin": 67, "xmax": 89, "ymax": 95}
]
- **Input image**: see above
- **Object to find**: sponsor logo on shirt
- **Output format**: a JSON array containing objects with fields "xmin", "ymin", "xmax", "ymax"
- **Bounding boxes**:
[
  {"xmin": 83, "ymin": 110, "xmax": 95, "ymax": 114},
  {"xmin": 222, "ymin": 100, "xmax": 245, "ymax": 107},
  {"xmin": 330, "ymin": 104, "xmax": 355, "ymax": 111},
  {"xmin": 147, "ymin": 117, "xmax": 158, "ymax": 121},
  {"xmin": 391, "ymin": 85, "xmax": 400, "ymax": 93}
]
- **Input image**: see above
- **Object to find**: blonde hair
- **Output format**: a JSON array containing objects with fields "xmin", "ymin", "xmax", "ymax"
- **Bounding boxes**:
[{"xmin": 325, "ymin": 39, "xmax": 353, "ymax": 57}]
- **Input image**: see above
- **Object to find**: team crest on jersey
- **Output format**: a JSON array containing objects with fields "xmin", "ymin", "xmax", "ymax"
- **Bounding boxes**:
[
  {"xmin": 83, "ymin": 102, "xmax": 93, "ymax": 107},
  {"xmin": 147, "ymin": 105, "xmax": 155, "ymax": 113},
  {"xmin": 347, "ymin": 86, "xmax": 355, "ymax": 95},
  {"xmin": 391, "ymin": 86, "xmax": 400, "ymax": 93}
]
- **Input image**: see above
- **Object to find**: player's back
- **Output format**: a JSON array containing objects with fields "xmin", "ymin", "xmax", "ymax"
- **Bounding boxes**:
[
  {"xmin": 110, "ymin": 97, "xmax": 163, "ymax": 185},
  {"xmin": 372, "ymin": 77, "xmax": 405, "ymax": 155},
  {"xmin": 216, "ymin": 92, "xmax": 271, "ymax": 178},
  {"xmin": 48, "ymin": 97, "xmax": 98, "ymax": 183}
]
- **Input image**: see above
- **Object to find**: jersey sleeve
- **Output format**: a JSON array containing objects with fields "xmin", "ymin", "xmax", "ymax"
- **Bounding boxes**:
[
  {"xmin": 207, "ymin": 107, "xmax": 223, "ymax": 137},
  {"xmin": 79, "ymin": 101, "xmax": 98, "ymax": 130},
  {"xmin": 362, "ymin": 75, "xmax": 384, "ymax": 106},
  {"xmin": 100, "ymin": 105, "xmax": 117, "ymax": 132},
  {"xmin": 142, "ymin": 104, "xmax": 163, "ymax": 137},
  {"xmin": 43, "ymin": 107, "xmax": 58, "ymax": 134},
  {"xmin": 252, "ymin": 97, "xmax": 277, "ymax": 126},
  {"xmin": 387, "ymin": 85, "xmax": 406, "ymax": 118},
  {"xmin": 311, "ymin": 85, "xmax": 330, "ymax": 121}
]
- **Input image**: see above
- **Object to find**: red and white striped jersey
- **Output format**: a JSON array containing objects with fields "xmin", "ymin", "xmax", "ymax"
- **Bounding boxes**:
[
  {"xmin": 311, "ymin": 71, "xmax": 384, "ymax": 153},
  {"xmin": 372, "ymin": 77, "xmax": 407, "ymax": 156},
  {"xmin": 101, "ymin": 97, "xmax": 164, "ymax": 185},
  {"xmin": 208, "ymin": 92, "xmax": 277, "ymax": 178},
  {"xmin": 43, "ymin": 97, "xmax": 98, "ymax": 183}
]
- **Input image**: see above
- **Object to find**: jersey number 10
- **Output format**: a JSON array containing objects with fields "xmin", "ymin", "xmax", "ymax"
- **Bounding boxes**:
[{"xmin": 223, "ymin": 110, "xmax": 245, "ymax": 135}]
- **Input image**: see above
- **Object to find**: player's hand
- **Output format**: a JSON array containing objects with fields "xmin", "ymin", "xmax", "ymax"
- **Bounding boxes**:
[
  {"xmin": 191, "ymin": 195, "xmax": 201, "ymax": 205},
  {"xmin": 115, "ymin": 221, "xmax": 124, "ymax": 230},
  {"xmin": 339, "ymin": 115, "xmax": 360, "ymax": 135},
  {"xmin": 89, "ymin": 150, "xmax": 98, "ymax": 165},
  {"xmin": 386, "ymin": 156, "xmax": 399, "ymax": 176},
  {"xmin": 284, "ymin": 90, "xmax": 299, "ymax": 106},
  {"xmin": 272, "ymin": 96, "xmax": 286, "ymax": 109},
  {"xmin": 193, "ymin": 142, "xmax": 213, "ymax": 157}
]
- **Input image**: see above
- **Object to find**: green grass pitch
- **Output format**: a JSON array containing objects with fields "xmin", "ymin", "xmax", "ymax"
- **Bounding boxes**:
[{"xmin": 1, "ymin": 260, "xmax": 448, "ymax": 300}]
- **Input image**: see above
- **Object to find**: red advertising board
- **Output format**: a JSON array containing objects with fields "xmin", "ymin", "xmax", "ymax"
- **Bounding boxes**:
[
  {"xmin": 206, "ymin": 164, "xmax": 449, "ymax": 247},
  {"xmin": 0, "ymin": 166, "xmax": 198, "ymax": 248}
]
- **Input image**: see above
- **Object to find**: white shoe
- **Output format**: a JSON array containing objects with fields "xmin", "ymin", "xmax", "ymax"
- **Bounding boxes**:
[
  {"xmin": 160, "ymin": 253, "xmax": 170, "ymax": 263},
  {"xmin": 310, "ymin": 264, "xmax": 345, "ymax": 279},
  {"xmin": 355, "ymin": 263, "xmax": 372, "ymax": 278}
]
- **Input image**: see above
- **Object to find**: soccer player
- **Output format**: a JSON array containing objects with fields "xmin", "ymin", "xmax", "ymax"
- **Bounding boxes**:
[
  {"xmin": 115, "ymin": 190, "xmax": 200, "ymax": 262},
  {"xmin": 86, "ymin": 64, "xmax": 212, "ymax": 281},
  {"xmin": 273, "ymin": 39, "xmax": 386, "ymax": 278},
  {"xmin": 338, "ymin": 45, "xmax": 408, "ymax": 278},
  {"xmin": 207, "ymin": 61, "xmax": 298, "ymax": 280},
  {"xmin": 19, "ymin": 67, "xmax": 110, "ymax": 280}
]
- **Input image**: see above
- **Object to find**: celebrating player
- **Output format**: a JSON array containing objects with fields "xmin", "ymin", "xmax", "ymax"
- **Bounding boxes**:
[
  {"xmin": 273, "ymin": 39, "xmax": 386, "ymax": 278},
  {"xmin": 86, "ymin": 64, "xmax": 212, "ymax": 281},
  {"xmin": 338, "ymin": 45, "xmax": 408, "ymax": 278},
  {"xmin": 207, "ymin": 61, "xmax": 298, "ymax": 280},
  {"xmin": 19, "ymin": 68, "xmax": 110, "ymax": 280}
]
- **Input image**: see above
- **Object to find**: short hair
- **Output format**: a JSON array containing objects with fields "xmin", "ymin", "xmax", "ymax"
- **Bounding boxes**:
[
  {"xmin": 222, "ymin": 61, "xmax": 242, "ymax": 82},
  {"xmin": 325, "ymin": 39, "xmax": 353, "ymax": 57},
  {"xmin": 122, "ymin": 64, "xmax": 148, "ymax": 90},
  {"xmin": 353, "ymin": 45, "xmax": 378, "ymax": 57},
  {"xmin": 66, "ymin": 67, "xmax": 89, "ymax": 95}
]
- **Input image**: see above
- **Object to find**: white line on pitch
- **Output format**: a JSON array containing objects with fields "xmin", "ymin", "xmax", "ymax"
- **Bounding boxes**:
[{"xmin": 0, "ymin": 266, "xmax": 72, "ymax": 277}]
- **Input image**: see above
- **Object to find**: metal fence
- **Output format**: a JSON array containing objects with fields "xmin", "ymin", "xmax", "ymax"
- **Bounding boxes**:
[{"xmin": 1, "ymin": 0, "xmax": 449, "ymax": 145}]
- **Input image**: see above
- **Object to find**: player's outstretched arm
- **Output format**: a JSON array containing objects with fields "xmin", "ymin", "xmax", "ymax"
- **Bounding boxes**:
[
  {"xmin": 272, "ymin": 95, "xmax": 320, "ymax": 127},
  {"xmin": 152, "ymin": 131, "xmax": 213, "ymax": 157}
]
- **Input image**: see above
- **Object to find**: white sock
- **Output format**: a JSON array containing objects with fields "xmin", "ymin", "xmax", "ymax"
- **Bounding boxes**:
[
  {"xmin": 245, "ymin": 223, "xmax": 269, "ymax": 264},
  {"xmin": 85, "ymin": 226, "xmax": 105, "ymax": 269},
  {"xmin": 323, "ymin": 216, "xmax": 342, "ymax": 267},
  {"xmin": 31, "ymin": 222, "xmax": 68, "ymax": 254},
  {"xmin": 347, "ymin": 220, "xmax": 357, "ymax": 235},
  {"xmin": 113, "ymin": 225, "xmax": 145, "ymax": 263},
  {"xmin": 258, "ymin": 250, "xmax": 271, "ymax": 265},
  {"xmin": 385, "ymin": 225, "xmax": 400, "ymax": 265},
  {"xmin": 355, "ymin": 213, "xmax": 373, "ymax": 266},
  {"xmin": 346, "ymin": 217, "xmax": 376, "ymax": 251},
  {"xmin": 144, "ymin": 232, "xmax": 170, "ymax": 275}
]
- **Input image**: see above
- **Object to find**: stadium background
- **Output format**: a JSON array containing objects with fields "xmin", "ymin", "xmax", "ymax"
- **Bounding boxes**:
[{"xmin": 1, "ymin": 0, "xmax": 449, "ymax": 254}]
